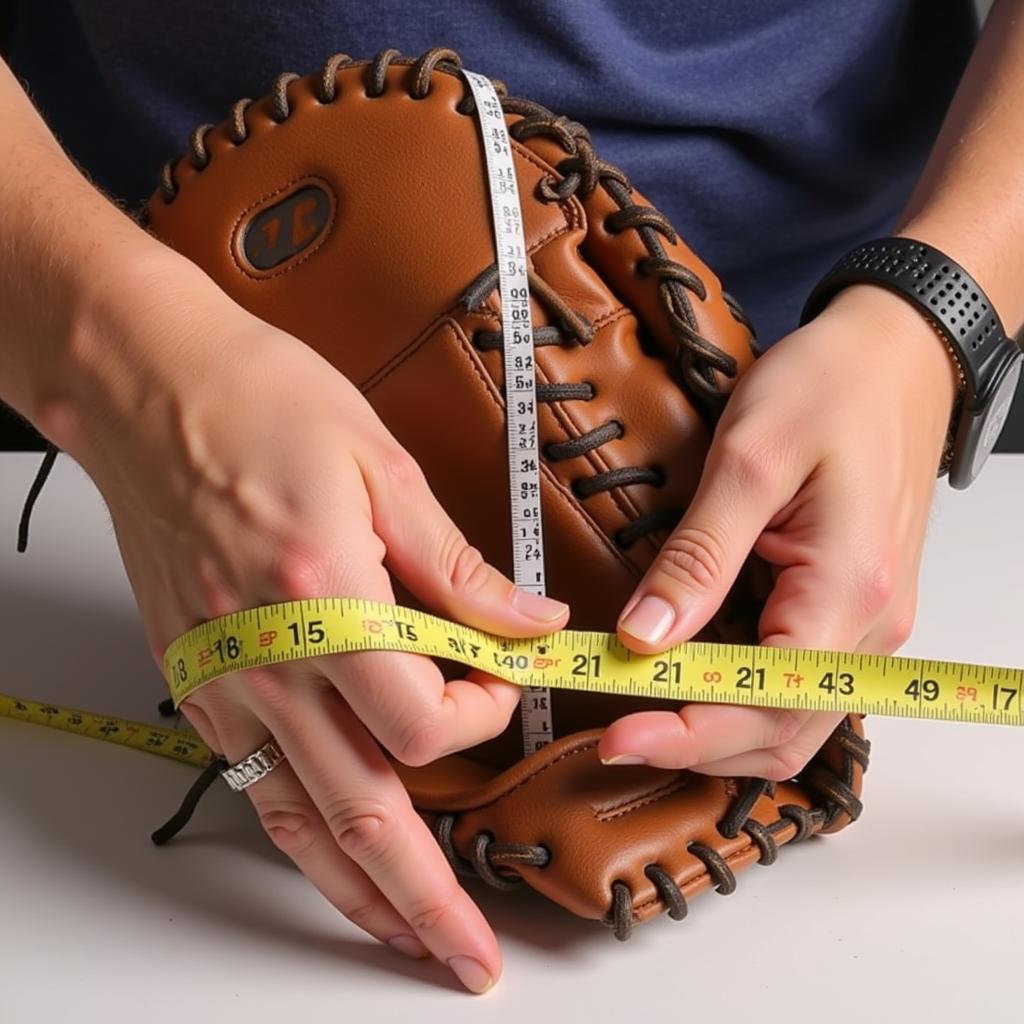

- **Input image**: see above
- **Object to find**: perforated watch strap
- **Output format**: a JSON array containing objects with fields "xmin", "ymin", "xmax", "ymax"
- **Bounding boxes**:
[
  {"xmin": 799, "ymin": 237, "xmax": 1021, "ymax": 477},
  {"xmin": 800, "ymin": 237, "xmax": 1007, "ymax": 402}
]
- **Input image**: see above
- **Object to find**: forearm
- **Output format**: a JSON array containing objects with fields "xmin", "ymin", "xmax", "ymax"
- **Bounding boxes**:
[
  {"xmin": 897, "ymin": 0, "xmax": 1024, "ymax": 335},
  {"xmin": 0, "ymin": 57, "xmax": 186, "ymax": 448}
]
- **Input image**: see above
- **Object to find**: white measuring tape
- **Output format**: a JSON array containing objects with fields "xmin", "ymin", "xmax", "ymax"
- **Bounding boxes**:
[{"xmin": 460, "ymin": 70, "xmax": 552, "ymax": 755}]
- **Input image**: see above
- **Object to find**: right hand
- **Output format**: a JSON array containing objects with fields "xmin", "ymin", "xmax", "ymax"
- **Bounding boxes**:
[{"xmin": 50, "ymin": 253, "xmax": 570, "ymax": 994}]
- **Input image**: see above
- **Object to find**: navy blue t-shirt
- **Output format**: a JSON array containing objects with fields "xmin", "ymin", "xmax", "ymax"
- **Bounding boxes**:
[{"xmin": 7, "ymin": 0, "xmax": 978, "ymax": 347}]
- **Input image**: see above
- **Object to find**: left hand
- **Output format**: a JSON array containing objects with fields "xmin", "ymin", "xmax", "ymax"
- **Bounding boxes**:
[{"xmin": 598, "ymin": 283, "xmax": 959, "ymax": 778}]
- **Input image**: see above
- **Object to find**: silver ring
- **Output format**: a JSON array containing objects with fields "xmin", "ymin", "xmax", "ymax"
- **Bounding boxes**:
[{"xmin": 220, "ymin": 738, "xmax": 286, "ymax": 792}]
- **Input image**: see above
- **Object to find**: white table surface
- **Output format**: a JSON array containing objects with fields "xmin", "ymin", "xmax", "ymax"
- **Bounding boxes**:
[{"xmin": 1, "ymin": 450, "xmax": 1022, "ymax": 1023}]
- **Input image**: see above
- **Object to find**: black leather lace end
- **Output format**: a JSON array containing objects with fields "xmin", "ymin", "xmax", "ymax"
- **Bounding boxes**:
[
  {"xmin": 16, "ymin": 442, "xmax": 59, "ymax": 553},
  {"xmin": 151, "ymin": 755, "xmax": 229, "ymax": 846}
]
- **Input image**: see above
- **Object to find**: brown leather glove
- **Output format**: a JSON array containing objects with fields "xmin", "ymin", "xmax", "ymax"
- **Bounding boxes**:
[{"xmin": 142, "ymin": 46, "xmax": 869, "ymax": 940}]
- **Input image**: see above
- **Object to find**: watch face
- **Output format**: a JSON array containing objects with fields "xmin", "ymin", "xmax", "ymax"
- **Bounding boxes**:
[{"xmin": 971, "ymin": 355, "xmax": 1023, "ymax": 480}]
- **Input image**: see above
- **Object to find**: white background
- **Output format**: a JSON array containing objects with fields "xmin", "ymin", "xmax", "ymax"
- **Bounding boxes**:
[{"xmin": 1, "ymin": 451, "xmax": 1022, "ymax": 1023}]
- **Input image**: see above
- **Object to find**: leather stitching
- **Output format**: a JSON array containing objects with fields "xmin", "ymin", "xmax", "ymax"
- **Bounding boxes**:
[
  {"xmin": 592, "ymin": 775, "xmax": 690, "ymax": 821},
  {"xmin": 226, "ymin": 174, "xmax": 337, "ymax": 280},
  {"xmin": 541, "ymin": 305, "xmax": 667, "ymax": 560},
  {"xmin": 363, "ymin": 320, "xmax": 637, "ymax": 576},
  {"xmin": 509, "ymin": 137, "xmax": 582, "ymax": 235},
  {"xmin": 462, "ymin": 740, "xmax": 600, "ymax": 814}
]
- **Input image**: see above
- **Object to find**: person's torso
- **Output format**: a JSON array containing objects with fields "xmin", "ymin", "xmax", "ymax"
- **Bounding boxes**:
[{"xmin": 7, "ymin": 0, "xmax": 978, "ymax": 344}]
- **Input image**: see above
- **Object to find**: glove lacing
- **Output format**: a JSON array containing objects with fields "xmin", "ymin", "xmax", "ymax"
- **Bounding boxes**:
[
  {"xmin": 432, "ymin": 720, "xmax": 869, "ymax": 940},
  {"xmin": 17, "ymin": 46, "xmax": 753, "ymax": 554},
  {"xmin": 13, "ymin": 48, "xmax": 868, "ymax": 943}
]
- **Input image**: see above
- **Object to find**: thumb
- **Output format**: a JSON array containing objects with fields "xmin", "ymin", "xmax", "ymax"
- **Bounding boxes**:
[
  {"xmin": 617, "ymin": 434, "xmax": 797, "ymax": 653},
  {"xmin": 360, "ymin": 444, "xmax": 570, "ymax": 636}
]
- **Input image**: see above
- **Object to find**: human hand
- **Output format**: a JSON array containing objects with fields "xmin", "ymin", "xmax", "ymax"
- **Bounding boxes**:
[
  {"xmin": 48, "ymin": 253, "xmax": 570, "ymax": 994},
  {"xmin": 598, "ymin": 283, "xmax": 959, "ymax": 777}
]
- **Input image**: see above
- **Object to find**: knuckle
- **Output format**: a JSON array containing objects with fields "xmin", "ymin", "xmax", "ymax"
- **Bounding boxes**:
[
  {"xmin": 271, "ymin": 545, "xmax": 328, "ymax": 600},
  {"xmin": 405, "ymin": 893, "xmax": 462, "ymax": 935},
  {"xmin": 324, "ymin": 796, "xmax": 397, "ymax": 863},
  {"xmin": 856, "ymin": 560, "xmax": 898, "ymax": 619},
  {"xmin": 663, "ymin": 712, "xmax": 699, "ymax": 762},
  {"xmin": 771, "ymin": 710, "xmax": 804, "ymax": 748},
  {"xmin": 343, "ymin": 897, "xmax": 385, "ymax": 929},
  {"xmin": 718, "ymin": 430, "xmax": 783, "ymax": 494},
  {"xmin": 379, "ymin": 446, "xmax": 428, "ymax": 489},
  {"xmin": 760, "ymin": 747, "xmax": 812, "ymax": 781},
  {"xmin": 440, "ymin": 533, "xmax": 492, "ymax": 596},
  {"xmin": 257, "ymin": 804, "xmax": 319, "ymax": 858},
  {"xmin": 883, "ymin": 602, "xmax": 917, "ymax": 652},
  {"xmin": 657, "ymin": 526, "xmax": 728, "ymax": 591},
  {"xmin": 392, "ymin": 710, "xmax": 449, "ymax": 767}
]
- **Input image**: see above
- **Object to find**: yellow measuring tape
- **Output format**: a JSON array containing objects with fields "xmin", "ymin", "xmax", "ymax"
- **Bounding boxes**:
[
  {"xmin": 0, "ymin": 691, "xmax": 213, "ymax": 768},
  {"xmin": 4, "ymin": 596, "xmax": 1023, "ymax": 771}
]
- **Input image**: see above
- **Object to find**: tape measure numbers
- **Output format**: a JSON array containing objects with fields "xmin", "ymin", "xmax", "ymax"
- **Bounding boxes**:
[
  {"xmin": 0, "ymin": 691, "xmax": 213, "ymax": 768},
  {"xmin": 4, "ymin": 595, "xmax": 1024, "ymax": 780},
  {"xmin": 160, "ymin": 596, "xmax": 1024, "ymax": 727},
  {"xmin": 460, "ymin": 69, "xmax": 552, "ymax": 755}
]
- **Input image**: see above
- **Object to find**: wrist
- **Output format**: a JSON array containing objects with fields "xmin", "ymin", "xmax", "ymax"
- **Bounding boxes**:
[
  {"xmin": 812, "ymin": 281, "xmax": 962, "ymax": 422},
  {"xmin": 801, "ymin": 228, "xmax": 1024, "ymax": 486},
  {"xmin": 31, "ymin": 239, "xmax": 220, "ymax": 467}
]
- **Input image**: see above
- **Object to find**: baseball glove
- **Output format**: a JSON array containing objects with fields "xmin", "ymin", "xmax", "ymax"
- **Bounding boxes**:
[{"xmin": 141, "ymin": 46, "xmax": 869, "ymax": 940}]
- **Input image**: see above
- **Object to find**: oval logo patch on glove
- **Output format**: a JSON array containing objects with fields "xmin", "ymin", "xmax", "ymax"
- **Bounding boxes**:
[{"xmin": 236, "ymin": 179, "xmax": 335, "ymax": 275}]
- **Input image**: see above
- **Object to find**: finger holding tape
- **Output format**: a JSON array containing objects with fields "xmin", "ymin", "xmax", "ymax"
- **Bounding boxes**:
[{"xmin": 290, "ymin": 461, "xmax": 563, "ymax": 765}]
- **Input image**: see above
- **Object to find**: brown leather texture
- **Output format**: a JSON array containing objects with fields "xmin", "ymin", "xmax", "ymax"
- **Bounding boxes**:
[{"xmin": 142, "ymin": 47, "xmax": 870, "ymax": 940}]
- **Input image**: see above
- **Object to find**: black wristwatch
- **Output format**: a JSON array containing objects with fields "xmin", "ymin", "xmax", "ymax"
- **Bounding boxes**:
[{"xmin": 800, "ymin": 237, "xmax": 1022, "ymax": 488}]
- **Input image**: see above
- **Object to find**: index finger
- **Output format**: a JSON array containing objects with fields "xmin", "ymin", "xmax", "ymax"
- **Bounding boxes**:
[{"xmin": 275, "ymin": 524, "xmax": 524, "ymax": 767}]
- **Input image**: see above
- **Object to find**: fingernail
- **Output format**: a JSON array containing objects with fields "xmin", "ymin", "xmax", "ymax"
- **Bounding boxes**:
[
  {"xmin": 511, "ymin": 587, "xmax": 568, "ymax": 622},
  {"xmin": 447, "ymin": 955, "xmax": 495, "ymax": 994},
  {"xmin": 601, "ymin": 754, "xmax": 648, "ymax": 766},
  {"xmin": 619, "ymin": 595, "xmax": 676, "ymax": 644},
  {"xmin": 388, "ymin": 934, "xmax": 430, "ymax": 959}
]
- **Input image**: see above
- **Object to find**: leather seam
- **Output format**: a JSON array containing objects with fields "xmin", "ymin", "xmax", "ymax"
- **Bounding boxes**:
[
  {"xmin": 458, "ymin": 740, "xmax": 600, "ymax": 814},
  {"xmin": 357, "ymin": 206, "xmax": 573, "ymax": 392},
  {"xmin": 592, "ymin": 775, "xmax": 690, "ymax": 822},
  {"xmin": 361, "ymin": 316, "xmax": 464, "ymax": 394},
  {"xmin": 361, "ymin": 320, "xmax": 637, "ymax": 578}
]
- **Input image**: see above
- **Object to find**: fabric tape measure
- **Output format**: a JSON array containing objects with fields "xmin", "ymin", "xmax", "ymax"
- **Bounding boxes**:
[{"xmin": 460, "ymin": 69, "xmax": 553, "ymax": 755}]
